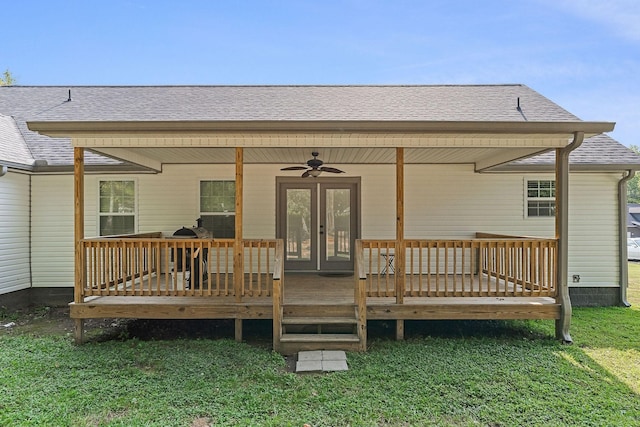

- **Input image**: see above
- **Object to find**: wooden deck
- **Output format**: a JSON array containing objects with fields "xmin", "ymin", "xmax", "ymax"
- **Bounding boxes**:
[
  {"xmin": 72, "ymin": 236, "xmax": 565, "ymax": 352},
  {"xmin": 70, "ymin": 273, "xmax": 559, "ymax": 321},
  {"xmin": 71, "ymin": 272, "xmax": 559, "ymax": 353}
]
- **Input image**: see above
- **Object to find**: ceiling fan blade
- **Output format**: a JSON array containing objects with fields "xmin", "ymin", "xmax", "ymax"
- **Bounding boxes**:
[
  {"xmin": 301, "ymin": 170, "xmax": 311, "ymax": 178},
  {"xmin": 281, "ymin": 166, "xmax": 308, "ymax": 171},
  {"xmin": 320, "ymin": 166, "xmax": 345, "ymax": 174}
]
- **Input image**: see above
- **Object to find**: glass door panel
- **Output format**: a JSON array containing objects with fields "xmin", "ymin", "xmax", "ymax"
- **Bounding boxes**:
[
  {"xmin": 324, "ymin": 188, "xmax": 351, "ymax": 262},
  {"xmin": 281, "ymin": 183, "xmax": 317, "ymax": 271},
  {"xmin": 286, "ymin": 188, "xmax": 312, "ymax": 262},
  {"xmin": 320, "ymin": 183, "xmax": 357, "ymax": 271}
]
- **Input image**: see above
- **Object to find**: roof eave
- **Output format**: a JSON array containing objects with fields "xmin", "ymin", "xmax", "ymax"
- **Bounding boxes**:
[
  {"xmin": 27, "ymin": 120, "xmax": 616, "ymax": 137},
  {"xmin": 488, "ymin": 163, "xmax": 640, "ymax": 173}
]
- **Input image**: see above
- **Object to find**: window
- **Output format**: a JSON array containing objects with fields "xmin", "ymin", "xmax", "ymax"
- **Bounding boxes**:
[
  {"xmin": 99, "ymin": 180, "xmax": 136, "ymax": 235},
  {"xmin": 526, "ymin": 179, "xmax": 555, "ymax": 217},
  {"xmin": 200, "ymin": 180, "xmax": 235, "ymax": 238}
]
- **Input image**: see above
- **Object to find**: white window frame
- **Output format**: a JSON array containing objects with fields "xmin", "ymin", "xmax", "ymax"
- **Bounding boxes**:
[
  {"xmin": 524, "ymin": 177, "xmax": 555, "ymax": 218},
  {"xmin": 98, "ymin": 179, "xmax": 138, "ymax": 236},
  {"xmin": 199, "ymin": 179, "xmax": 236, "ymax": 238}
]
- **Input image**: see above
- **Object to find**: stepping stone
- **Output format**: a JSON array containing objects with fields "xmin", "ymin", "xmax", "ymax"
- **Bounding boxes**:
[{"xmin": 295, "ymin": 350, "xmax": 348, "ymax": 373}]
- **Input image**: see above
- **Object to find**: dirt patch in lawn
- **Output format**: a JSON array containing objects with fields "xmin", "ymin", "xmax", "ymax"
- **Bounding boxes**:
[
  {"xmin": 0, "ymin": 306, "xmax": 120, "ymax": 340},
  {"xmin": 1, "ymin": 305, "xmax": 550, "ymax": 347},
  {"xmin": 0, "ymin": 305, "xmax": 274, "ymax": 348}
]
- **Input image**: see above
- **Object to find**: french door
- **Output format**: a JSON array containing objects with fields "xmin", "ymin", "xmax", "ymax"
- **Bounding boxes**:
[{"xmin": 277, "ymin": 178, "xmax": 359, "ymax": 272}]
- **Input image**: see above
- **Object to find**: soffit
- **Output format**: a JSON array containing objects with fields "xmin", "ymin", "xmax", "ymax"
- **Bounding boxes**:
[
  {"xmin": 89, "ymin": 146, "xmax": 551, "ymax": 168},
  {"xmin": 76, "ymin": 131, "xmax": 573, "ymax": 171}
]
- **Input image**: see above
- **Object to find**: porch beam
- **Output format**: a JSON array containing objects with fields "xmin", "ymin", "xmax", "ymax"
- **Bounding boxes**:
[
  {"xmin": 234, "ymin": 148, "xmax": 244, "ymax": 305},
  {"xmin": 92, "ymin": 147, "xmax": 162, "ymax": 171},
  {"xmin": 475, "ymin": 147, "xmax": 551, "ymax": 171},
  {"xmin": 555, "ymin": 132, "xmax": 583, "ymax": 343},
  {"xmin": 73, "ymin": 147, "xmax": 85, "ymax": 344}
]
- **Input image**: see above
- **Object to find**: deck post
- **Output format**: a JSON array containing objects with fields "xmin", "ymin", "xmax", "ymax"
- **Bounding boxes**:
[
  {"xmin": 73, "ymin": 147, "xmax": 85, "ymax": 344},
  {"xmin": 235, "ymin": 319, "xmax": 243, "ymax": 342},
  {"xmin": 234, "ymin": 148, "xmax": 244, "ymax": 302},
  {"xmin": 396, "ymin": 147, "xmax": 405, "ymax": 305},
  {"xmin": 273, "ymin": 277, "xmax": 282, "ymax": 352},
  {"xmin": 396, "ymin": 320, "xmax": 405, "ymax": 341},
  {"xmin": 555, "ymin": 132, "xmax": 583, "ymax": 344}
]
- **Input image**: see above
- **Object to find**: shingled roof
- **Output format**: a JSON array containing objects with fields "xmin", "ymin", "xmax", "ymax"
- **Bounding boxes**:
[
  {"xmin": 1, "ymin": 84, "xmax": 582, "ymax": 122},
  {"xmin": 495, "ymin": 134, "xmax": 640, "ymax": 171},
  {"xmin": 0, "ymin": 84, "xmax": 637, "ymax": 171},
  {"xmin": 0, "ymin": 114, "xmax": 34, "ymax": 168}
]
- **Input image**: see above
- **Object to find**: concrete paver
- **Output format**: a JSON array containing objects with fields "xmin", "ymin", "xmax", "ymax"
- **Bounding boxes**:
[{"xmin": 296, "ymin": 350, "xmax": 348, "ymax": 373}]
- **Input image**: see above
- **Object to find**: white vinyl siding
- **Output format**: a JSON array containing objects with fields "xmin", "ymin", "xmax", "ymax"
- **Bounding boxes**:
[
  {"xmin": 405, "ymin": 165, "xmax": 555, "ymax": 238},
  {"xmin": 0, "ymin": 172, "xmax": 31, "ymax": 294},
  {"xmin": 244, "ymin": 165, "xmax": 276, "ymax": 238},
  {"xmin": 31, "ymin": 175, "xmax": 74, "ymax": 288},
  {"xmin": 566, "ymin": 173, "xmax": 620, "ymax": 288},
  {"xmin": 27, "ymin": 164, "xmax": 622, "ymax": 289}
]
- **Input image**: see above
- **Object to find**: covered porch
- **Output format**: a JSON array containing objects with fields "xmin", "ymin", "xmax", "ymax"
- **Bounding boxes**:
[
  {"xmin": 62, "ymin": 137, "xmax": 575, "ymax": 353},
  {"xmin": 26, "ymin": 86, "xmax": 616, "ymax": 352}
]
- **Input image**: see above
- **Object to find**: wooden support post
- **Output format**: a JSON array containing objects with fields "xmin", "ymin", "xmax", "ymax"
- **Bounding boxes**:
[
  {"xmin": 235, "ymin": 319, "xmax": 243, "ymax": 342},
  {"xmin": 74, "ymin": 147, "xmax": 85, "ymax": 344},
  {"xmin": 356, "ymin": 277, "xmax": 367, "ymax": 351},
  {"xmin": 74, "ymin": 318, "xmax": 84, "ymax": 344},
  {"xmin": 234, "ymin": 148, "xmax": 244, "ymax": 302},
  {"xmin": 396, "ymin": 320, "xmax": 405, "ymax": 341},
  {"xmin": 272, "ymin": 278, "xmax": 282, "ymax": 352},
  {"xmin": 396, "ymin": 147, "xmax": 405, "ymax": 304}
]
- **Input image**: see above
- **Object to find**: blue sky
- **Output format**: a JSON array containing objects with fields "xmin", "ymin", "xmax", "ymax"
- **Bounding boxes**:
[{"xmin": 2, "ymin": 0, "xmax": 638, "ymax": 146}]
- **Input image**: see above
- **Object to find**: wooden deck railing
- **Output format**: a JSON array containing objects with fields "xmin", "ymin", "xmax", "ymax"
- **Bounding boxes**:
[
  {"xmin": 355, "ymin": 240, "xmax": 368, "ymax": 350},
  {"xmin": 272, "ymin": 240, "xmax": 284, "ymax": 351},
  {"xmin": 79, "ymin": 235, "xmax": 282, "ymax": 299},
  {"xmin": 359, "ymin": 235, "xmax": 557, "ymax": 298}
]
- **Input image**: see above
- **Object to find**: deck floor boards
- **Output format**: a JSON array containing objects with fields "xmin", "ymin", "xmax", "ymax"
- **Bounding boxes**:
[{"xmin": 71, "ymin": 273, "xmax": 559, "ymax": 321}]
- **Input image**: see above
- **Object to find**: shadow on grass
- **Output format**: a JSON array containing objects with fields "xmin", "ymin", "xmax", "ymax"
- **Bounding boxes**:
[
  {"xmin": 92, "ymin": 317, "xmax": 553, "ymax": 347},
  {"xmin": 91, "ymin": 318, "xmax": 275, "ymax": 348},
  {"xmin": 368, "ymin": 318, "xmax": 554, "ymax": 341}
]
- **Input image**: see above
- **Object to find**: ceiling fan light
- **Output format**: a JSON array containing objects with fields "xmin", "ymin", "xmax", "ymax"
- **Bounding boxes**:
[{"xmin": 309, "ymin": 169, "xmax": 321, "ymax": 177}]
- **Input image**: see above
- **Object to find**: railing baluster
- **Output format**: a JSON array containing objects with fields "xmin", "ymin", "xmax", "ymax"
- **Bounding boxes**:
[{"xmin": 80, "ymin": 236, "xmax": 556, "ymax": 303}]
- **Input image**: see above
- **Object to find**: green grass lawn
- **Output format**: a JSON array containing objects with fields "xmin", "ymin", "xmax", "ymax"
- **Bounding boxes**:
[{"xmin": 1, "ymin": 272, "xmax": 639, "ymax": 426}]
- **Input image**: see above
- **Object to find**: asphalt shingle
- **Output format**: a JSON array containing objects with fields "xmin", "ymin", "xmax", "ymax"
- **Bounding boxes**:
[
  {"xmin": 0, "ymin": 85, "xmax": 580, "ymax": 122},
  {"xmin": 503, "ymin": 134, "xmax": 640, "ymax": 168},
  {"xmin": 0, "ymin": 84, "xmax": 637, "ymax": 170},
  {"xmin": 0, "ymin": 114, "xmax": 34, "ymax": 167}
]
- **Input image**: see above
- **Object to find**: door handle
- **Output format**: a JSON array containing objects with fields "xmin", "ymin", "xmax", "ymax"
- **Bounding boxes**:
[{"xmin": 320, "ymin": 224, "xmax": 324, "ymax": 235}]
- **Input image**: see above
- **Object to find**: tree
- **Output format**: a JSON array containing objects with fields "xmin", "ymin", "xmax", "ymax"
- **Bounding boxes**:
[
  {"xmin": 0, "ymin": 69, "xmax": 16, "ymax": 85},
  {"xmin": 628, "ymin": 145, "xmax": 640, "ymax": 203}
]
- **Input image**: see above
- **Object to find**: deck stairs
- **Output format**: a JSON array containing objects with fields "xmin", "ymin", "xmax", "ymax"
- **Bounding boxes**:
[{"xmin": 277, "ymin": 304, "xmax": 363, "ymax": 354}]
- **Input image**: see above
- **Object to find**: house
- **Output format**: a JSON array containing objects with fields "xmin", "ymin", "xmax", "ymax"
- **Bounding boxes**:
[{"xmin": 1, "ymin": 85, "xmax": 639, "ymax": 353}]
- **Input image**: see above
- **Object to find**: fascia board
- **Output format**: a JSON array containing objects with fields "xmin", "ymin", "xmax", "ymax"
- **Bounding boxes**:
[{"xmin": 27, "ymin": 120, "xmax": 616, "ymax": 137}]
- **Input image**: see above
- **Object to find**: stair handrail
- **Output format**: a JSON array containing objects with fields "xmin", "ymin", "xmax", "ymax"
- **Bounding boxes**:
[
  {"xmin": 355, "ymin": 240, "xmax": 367, "ymax": 351},
  {"xmin": 272, "ymin": 239, "xmax": 284, "ymax": 352}
]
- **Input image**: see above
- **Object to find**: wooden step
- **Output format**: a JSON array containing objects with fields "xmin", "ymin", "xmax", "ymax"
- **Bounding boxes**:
[
  {"xmin": 283, "ymin": 304, "xmax": 356, "ymax": 318},
  {"xmin": 280, "ymin": 333, "xmax": 360, "ymax": 343},
  {"xmin": 282, "ymin": 317, "xmax": 357, "ymax": 325}
]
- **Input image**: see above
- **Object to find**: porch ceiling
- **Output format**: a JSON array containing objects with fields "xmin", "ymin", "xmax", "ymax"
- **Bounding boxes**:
[
  {"xmin": 31, "ymin": 119, "xmax": 615, "ymax": 172},
  {"xmin": 87, "ymin": 145, "xmax": 553, "ymax": 172}
]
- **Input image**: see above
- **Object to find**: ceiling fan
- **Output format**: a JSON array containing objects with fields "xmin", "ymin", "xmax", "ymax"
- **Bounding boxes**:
[{"xmin": 280, "ymin": 151, "xmax": 345, "ymax": 177}]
